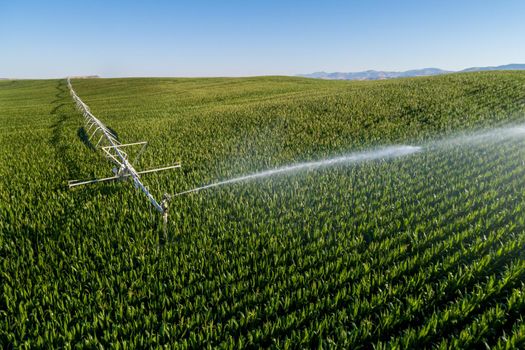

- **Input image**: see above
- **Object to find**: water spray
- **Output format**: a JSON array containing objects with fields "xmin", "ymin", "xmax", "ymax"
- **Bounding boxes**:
[
  {"xmin": 175, "ymin": 145, "xmax": 422, "ymax": 196},
  {"xmin": 174, "ymin": 124, "xmax": 525, "ymax": 197}
]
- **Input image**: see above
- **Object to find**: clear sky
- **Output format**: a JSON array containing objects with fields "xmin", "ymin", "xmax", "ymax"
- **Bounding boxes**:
[{"xmin": 1, "ymin": 0, "xmax": 524, "ymax": 78}]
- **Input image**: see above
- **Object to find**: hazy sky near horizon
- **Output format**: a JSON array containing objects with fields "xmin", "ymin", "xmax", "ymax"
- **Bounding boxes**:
[{"xmin": 1, "ymin": 0, "xmax": 524, "ymax": 78}]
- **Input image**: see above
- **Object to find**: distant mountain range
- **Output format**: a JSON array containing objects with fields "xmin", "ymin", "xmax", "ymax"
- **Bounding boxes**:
[{"xmin": 299, "ymin": 64, "xmax": 525, "ymax": 81}]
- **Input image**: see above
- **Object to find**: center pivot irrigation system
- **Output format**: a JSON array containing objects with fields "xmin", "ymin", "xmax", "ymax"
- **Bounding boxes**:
[{"xmin": 67, "ymin": 78, "xmax": 180, "ymax": 227}]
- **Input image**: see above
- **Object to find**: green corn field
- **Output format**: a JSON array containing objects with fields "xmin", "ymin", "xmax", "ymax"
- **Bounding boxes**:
[{"xmin": 1, "ymin": 71, "xmax": 525, "ymax": 348}]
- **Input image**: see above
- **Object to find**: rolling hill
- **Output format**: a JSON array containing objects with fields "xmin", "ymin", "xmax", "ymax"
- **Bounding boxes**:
[{"xmin": 2, "ymin": 72, "xmax": 525, "ymax": 348}]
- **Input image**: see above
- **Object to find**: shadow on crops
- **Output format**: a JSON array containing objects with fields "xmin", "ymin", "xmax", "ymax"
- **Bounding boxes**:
[
  {"xmin": 51, "ymin": 79, "xmax": 67, "ymax": 104},
  {"xmin": 77, "ymin": 126, "xmax": 97, "ymax": 151},
  {"xmin": 50, "ymin": 79, "xmax": 82, "ymax": 181},
  {"xmin": 78, "ymin": 126, "xmax": 120, "ymax": 146},
  {"xmin": 50, "ymin": 102, "xmax": 66, "ymax": 115},
  {"xmin": 107, "ymin": 126, "xmax": 119, "ymax": 141}
]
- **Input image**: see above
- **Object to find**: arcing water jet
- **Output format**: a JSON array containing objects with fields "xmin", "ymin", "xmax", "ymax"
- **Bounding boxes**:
[
  {"xmin": 175, "ymin": 145, "xmax": 421, "ymax": 196},
  {"xmin": 175, "ymin": 124, "xmax": 525, "ymax": 196}
]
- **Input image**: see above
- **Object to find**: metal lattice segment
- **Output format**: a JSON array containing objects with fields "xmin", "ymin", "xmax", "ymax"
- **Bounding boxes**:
[
  {"xmin": 67, "ymin": 164, "xmax": 182, "ymax": 187},
  {"xmin": 67, "ymin": 77, "xmax": 180, "ymax": 214}
]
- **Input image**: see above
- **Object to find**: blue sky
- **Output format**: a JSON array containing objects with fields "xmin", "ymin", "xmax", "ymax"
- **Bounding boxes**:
[{"xmin": 1, "ymin": 0, "xmax": 524, "ymax": 78}]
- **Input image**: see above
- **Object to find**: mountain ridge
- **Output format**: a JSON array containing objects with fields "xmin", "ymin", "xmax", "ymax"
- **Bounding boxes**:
[{"xmin": 299, "ymin": 64, "xmax": 525, "ymax": 80}]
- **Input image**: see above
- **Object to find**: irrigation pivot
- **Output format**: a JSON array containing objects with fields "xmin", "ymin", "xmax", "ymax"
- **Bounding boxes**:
[{"xmin": 66, "ymin": 77, "xmax": 180, "ymax": 221}]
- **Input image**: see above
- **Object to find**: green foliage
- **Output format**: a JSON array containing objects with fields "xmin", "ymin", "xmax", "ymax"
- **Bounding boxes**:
[{"xmin": 1, "ymin": 72, "xmax": 525, "ymax": 348}]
